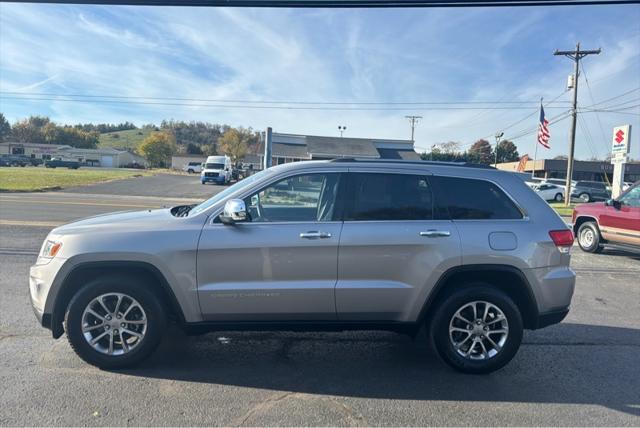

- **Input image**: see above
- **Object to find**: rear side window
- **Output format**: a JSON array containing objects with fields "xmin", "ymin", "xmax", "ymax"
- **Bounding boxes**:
[
  {"xmin": 431, "ymin": 176, "xmax": 523, "ymax": 220},
  {"xmin": 346, "ymin": 173, "xmax": 433, "ymax": 221}
]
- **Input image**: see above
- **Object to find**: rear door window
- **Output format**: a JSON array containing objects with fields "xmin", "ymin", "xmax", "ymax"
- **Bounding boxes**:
[
  {"xmin": 431, "ymin": 176, "xmax": 523, "ymax": 220},
  {"xmin": 345, "ymin": 173, "xmax": 433, "ymax": 221}
]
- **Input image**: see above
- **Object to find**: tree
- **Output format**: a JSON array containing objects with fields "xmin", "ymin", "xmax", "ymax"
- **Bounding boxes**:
[
  {"xmin": 0, "ymin": 113, "xmax": 10, "ymax": 142},
  {"xmin": 138, "ymin": 132, "xmax": 177, "ymax": 167},
  {"xmin": 186, "ymin": 142, "xmax": 203, "ymax": 155},
  {"xmin": 218, "ymin": 128, "xmax": 248, "ymax": 163},
  {"xmin": 495, "ymin": 140, "xmax": 519, "ymax": 163},
  {"xmin": 468, "ymin": 139, "xmax": 493, "ymax": 164}
]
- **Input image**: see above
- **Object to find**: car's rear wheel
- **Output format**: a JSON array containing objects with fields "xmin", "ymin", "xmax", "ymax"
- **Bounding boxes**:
[
  {"xmin": 554, "ymin": 193, "xmax": 563, "ymax": 202},
  {"xmin": 431, "ymin": 285, "xmax": 523, "ymax": 374},
  {"xmin": 577, "ymin": 221, "xmax": 603, "ymax": 253},
  {"xmin": 579, "ymin": 192, "xmax": 591, "ymax": 203},
  {"xmin": 65, "ymin": 276, "xmax": 166, "ymax": 369}
]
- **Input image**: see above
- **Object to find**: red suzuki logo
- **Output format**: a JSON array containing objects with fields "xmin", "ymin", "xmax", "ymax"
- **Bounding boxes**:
[{"xmin": 615, "ymin": 130, "xmax": 625, "ymax": 144}]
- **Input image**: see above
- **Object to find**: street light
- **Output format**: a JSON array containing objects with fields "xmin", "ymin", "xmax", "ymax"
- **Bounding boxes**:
[
  {"xmin": 338, "ymin": 125, "xmax": 347, "ymax": 138},
  {"xmin": 494, "ymin": 131, "xmax": 504, "ymax": 168}
]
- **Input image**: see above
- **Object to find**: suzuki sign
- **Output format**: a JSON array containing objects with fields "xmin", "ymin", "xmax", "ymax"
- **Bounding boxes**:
[
  {"xmin": 610, "ymin": 124, "xmax": 631, "ymax": 199},
  {"xmin": 611, "ymin": 125, "xmax": 630, "ymax": 156}
]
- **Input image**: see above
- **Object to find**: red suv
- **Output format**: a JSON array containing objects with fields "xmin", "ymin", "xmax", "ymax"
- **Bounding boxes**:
[{"xmin": 573, "ymin": 181, "xmax": 640, "ymax": 253}]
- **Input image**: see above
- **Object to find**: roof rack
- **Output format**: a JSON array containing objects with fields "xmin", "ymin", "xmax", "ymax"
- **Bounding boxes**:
[{"xmin": 329, "ymin": 158, "xmax": 495, "ymax": 169}]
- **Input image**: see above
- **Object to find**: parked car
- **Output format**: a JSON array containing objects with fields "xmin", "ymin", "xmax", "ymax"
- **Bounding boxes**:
[
  {"xmin": 1, "ymin": 154, "xmax": 29, "ymax": 167},
  {"xmin": 30, "ymin": 159, "xmax": 575, "ymax": 374},
  {"xmin": 123, "ymin": 162, "xmax": 146, "ymax": 170},
  {"xmin": 0, "ymin": 157, "xmax": 11, "ymax": 167},
  {"xmin": 573, "ymin": 181, "xmax": 640, "ymax": 253},
  {"xmin": 183, "ymin": 161, "xmax": 203, "ymax": 174},
  {"xmin": 533, "ymin": 183, "xmax": 565, "ymax": 202},
  {"xmin": 44, "ymin": 158, "xmax": 80, "ymax": 169},
  {"xmin": 570, "ymin": 181, "xmax": 610, "ymax": 203}
]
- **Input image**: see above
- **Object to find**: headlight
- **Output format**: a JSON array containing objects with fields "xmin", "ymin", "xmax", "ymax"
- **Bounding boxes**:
[{"xmin": 40, "ymin": 240, "xmax": 63, "ymax": 258}]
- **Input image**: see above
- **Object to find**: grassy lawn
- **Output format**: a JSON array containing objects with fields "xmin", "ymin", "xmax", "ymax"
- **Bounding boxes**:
[
  {"xmin": 0, "ymin": 167, "xmax": 151, "ymax": 192},
  {"xmin": 98, "ymin": 128, "xmax": 156, "ymax": 151},
  {"xmin": 549, "ymin": 202, "xmax": 576, "ymax": 217}
]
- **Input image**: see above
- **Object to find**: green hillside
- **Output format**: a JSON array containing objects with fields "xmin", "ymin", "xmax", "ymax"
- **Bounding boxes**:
[{"xmin": 98, "ymin": 128, "xmax": 156, "ymax": 151}]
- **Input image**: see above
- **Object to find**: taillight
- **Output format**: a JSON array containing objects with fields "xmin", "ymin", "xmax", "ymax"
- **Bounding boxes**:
[{"xmin": 549, "ymin": 230, "xmax": 574, "ymax": 253}]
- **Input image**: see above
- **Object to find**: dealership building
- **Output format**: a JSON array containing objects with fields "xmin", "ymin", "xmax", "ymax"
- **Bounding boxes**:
[
  {"xmin": 0, "ymin": 142, "xmax": 147, "ymax": 168},
  {"xmin": 497, "ymin": 158, "xmax": 640, "ymax": 183},
  {"xmin": 257, "ymin": 132, "xmax": 420, "ymax": 166}
]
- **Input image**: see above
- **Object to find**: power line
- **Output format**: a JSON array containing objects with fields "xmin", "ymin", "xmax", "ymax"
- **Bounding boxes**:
[
  {"xmin": 579, "ymin": 62, "xmax": 609, "ymax": 156},
  {"xmin": 583, "ymin": 87, "xmax": 640, "ymax": 109},
  {"xmin": 0, "ymin": 91, "xmax": 571, "ymax": 106},
  {"xmin": 0, "ymin": 95, "xmax": 573, "ymax": 111}
]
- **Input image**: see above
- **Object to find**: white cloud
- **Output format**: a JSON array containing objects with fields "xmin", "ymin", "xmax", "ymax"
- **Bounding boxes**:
[{"xmin": 0, "ymin": 3, "xmax": 638, "ymax": 159}]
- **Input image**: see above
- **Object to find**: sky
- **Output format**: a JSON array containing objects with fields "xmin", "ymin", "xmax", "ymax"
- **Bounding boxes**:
[{"xmin": 0, "ymin": 3, "xmax": 639, "ymax": 160}]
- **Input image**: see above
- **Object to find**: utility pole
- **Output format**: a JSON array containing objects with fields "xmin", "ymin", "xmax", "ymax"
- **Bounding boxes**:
[
  {"xmin": 405, "ymin": 115, "xmax": 422, "ymax": 142},
  {"xmin": 494, "ymin": 131, "xmax": 504, "ymax": 168},
  {"xmin": 554, "ymin": 42, "xmax": 601, "ymax": 206}
]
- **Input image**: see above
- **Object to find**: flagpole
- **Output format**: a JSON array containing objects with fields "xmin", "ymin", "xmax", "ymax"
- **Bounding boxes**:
[{"xmin": 532, "ymin": 97, "xmax": 543, "ymax": 179}]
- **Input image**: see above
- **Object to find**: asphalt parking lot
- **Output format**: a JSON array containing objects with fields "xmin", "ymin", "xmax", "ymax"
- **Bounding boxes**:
[{"xmin": 1, "ymin": 175, "xmax": 639, "ymax": 426}]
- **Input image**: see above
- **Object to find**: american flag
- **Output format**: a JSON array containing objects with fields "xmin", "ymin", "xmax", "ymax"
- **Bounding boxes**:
[{"xmin": 537, "ymin": 104, "xmax": 550, "ymax": 149}]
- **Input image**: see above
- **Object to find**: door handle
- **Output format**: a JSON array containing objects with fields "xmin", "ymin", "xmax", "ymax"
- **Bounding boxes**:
[
  {"xmin": 420, "ymin": 230, "xmax": 451, "ymax": 238},
  {"xmin": 300, "ymin": 231, "xmax": 332, "ymax": 239}
]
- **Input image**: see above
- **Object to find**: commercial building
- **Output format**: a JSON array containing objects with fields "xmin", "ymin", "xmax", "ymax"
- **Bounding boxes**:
[
  {"xmin": 171, "ymin": 155, "xmax": 207, "ymax": 170},
  {"xmin": 0, "ymin": 142, "xmax": 147, "ymax": 168},
  {"xmin": 257, "ymin": 133, "xmax": 419, "ymax": 166},
  {"xmin": 497, "ymin": 158, "xmax": 640, "ymax": 183}
]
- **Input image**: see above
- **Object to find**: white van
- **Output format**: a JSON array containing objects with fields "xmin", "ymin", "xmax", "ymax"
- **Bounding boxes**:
[{"xmin": 201, "ymin": 155, "xmax": 232, "ymax": 185}]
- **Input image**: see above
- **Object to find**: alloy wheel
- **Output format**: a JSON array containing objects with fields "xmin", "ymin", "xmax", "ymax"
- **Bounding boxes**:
[
  {"xmin": 81, "ymin": 293, "xmax": 147, "ymax": 356},
  {"xmin": 449, "ymin": 301, "xmax": 509, "ymax": 360}
]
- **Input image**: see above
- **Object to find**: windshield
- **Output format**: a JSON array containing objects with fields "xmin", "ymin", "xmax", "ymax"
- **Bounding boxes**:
[
  {"xmin": 205, "ymin": 163, "xmax": 225, "ymax": 169},
  {"xmin": 189, "ymin": 168, "xmax": 273, "ymax": 217}
]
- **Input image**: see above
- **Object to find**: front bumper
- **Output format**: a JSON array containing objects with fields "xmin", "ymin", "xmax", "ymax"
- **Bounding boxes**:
[
  {"xmin": 201, "ymin": 176, "xmax": 225, "ymax": 184},
  {"xmin": 29, "ymin": 257, "xmax": 66, "ymax": 331}
]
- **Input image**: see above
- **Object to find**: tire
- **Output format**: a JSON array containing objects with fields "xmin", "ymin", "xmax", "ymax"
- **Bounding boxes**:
[
  {"xmin": 577, "ymin": 221, "xmax": 603, "ymax": 253},
  {"xmin": 64, "ymin": 275, "xmax": 166, "ymax": 369},
  {"xmin": 187, "ymin": 169, "xmax": 194, "ymax": 174},
  {"xmin": 554, "ymin": 193, "xmax": 563, "ymax": 202},
  {"xmin": 579, "ymin": 192, "xmax": 591, "ymax": 203},
  {"xmin": 430, "ymin": 285, "xmax": 523, "ymax": 374}
]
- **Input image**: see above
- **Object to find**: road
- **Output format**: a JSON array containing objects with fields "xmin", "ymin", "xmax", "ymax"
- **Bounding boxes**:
[{"xmin": 1, "ymin": 177, "xmax": 639, "ymax": 426}]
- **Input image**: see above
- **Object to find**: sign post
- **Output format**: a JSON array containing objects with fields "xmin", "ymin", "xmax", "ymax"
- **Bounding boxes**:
[{"xmin": 610, "ymin": 124, "xmax": 631, "ymax": 199}]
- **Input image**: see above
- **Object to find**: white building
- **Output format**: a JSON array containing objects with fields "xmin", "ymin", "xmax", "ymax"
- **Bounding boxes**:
[{"xmin": 0, "ymin": 142, "xmax": 147, "ymax": 168}]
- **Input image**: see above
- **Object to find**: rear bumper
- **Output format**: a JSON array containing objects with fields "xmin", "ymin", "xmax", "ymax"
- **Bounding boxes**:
[{"xmin": 533, "ymin": 307, "xmax": 570, "ymax": 329}]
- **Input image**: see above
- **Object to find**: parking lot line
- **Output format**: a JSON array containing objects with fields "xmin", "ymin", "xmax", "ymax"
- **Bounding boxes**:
[
  {"xmin": 0, "ymin": 219, "xmax": 63, "ymax": 227},
  {"xmin": 0, "ymin": 197, "xmax": 156, "ymax": 209}
]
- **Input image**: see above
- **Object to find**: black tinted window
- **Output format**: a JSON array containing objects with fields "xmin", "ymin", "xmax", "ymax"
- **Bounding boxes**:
[
  {"xmin": 346, "ymin": 173, "xmax": 433, "ymax": 221},
  {"xmin": 432, "ymin": 176, "xmax": 522, "ymax": 220}
]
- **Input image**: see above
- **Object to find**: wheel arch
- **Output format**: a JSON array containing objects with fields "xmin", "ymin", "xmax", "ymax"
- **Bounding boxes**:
[
  {"xmin": 418, "ymin": 265, "xmax": 539, "ymax": 330},
  {"xmin": 51, "ymin": 261, "xmax": 185, "ymax": 339},
  {"xmin": 573, "ymin": 215, "xmax": 600, "ymax": 236}
]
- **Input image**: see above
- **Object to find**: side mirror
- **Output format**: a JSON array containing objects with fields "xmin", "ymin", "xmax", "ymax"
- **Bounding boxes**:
[
  {"xmin": 605, "ymin": 199, "xmax": 622, "ymax": 210},
  {"xmin": 219, "ymin": 199, "xmax": 247, "ymax": 224}
]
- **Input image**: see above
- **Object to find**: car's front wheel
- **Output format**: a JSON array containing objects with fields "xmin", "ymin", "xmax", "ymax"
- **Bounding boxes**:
[
  {"xmin": 431, "ymin": 285, "xmax": 523, "ymax": 374},
  {"xmin": 65, "ymin": 276, "xmax": 166, "ymax": 369},
  {"xmin": 554, "ymin": 193, "xmax": 563, "ymax": 202},
  {"xmin": 577, "ymin": 221, "xmax": 603, "ymax": 253}
]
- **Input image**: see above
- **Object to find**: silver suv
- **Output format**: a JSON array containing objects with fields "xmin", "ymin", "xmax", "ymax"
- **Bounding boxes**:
[{"xmin": 30, "ymin": 159, "xmax": 576, "ymax": 373}]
